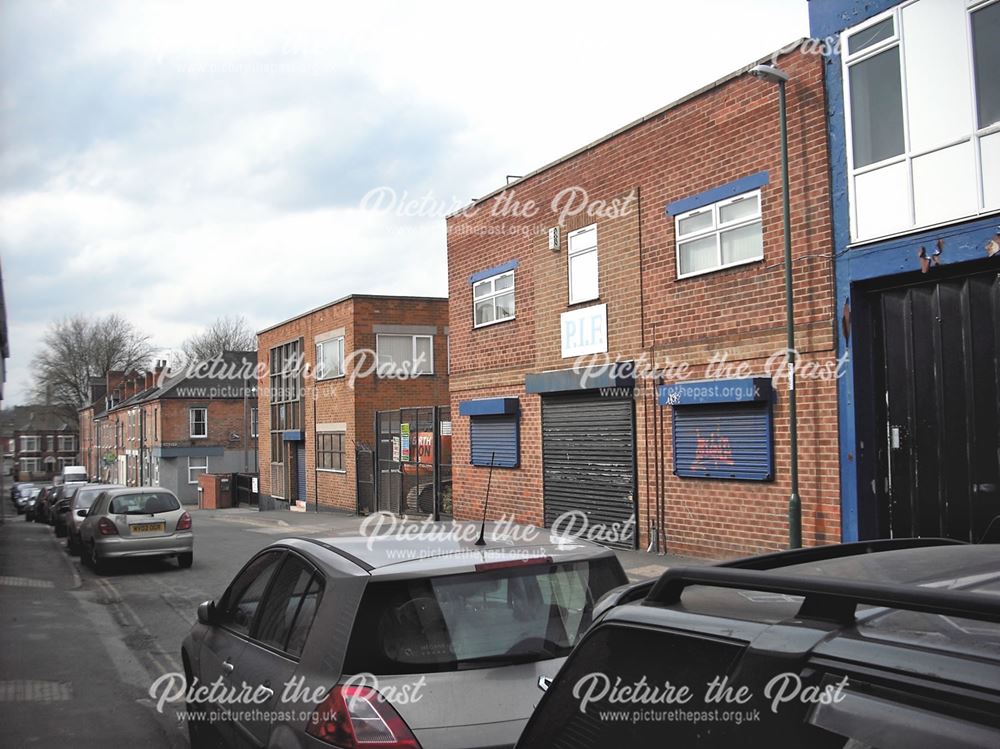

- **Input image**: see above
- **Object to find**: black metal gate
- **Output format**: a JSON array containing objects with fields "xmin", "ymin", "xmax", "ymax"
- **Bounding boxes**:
[
  {"xmin": 356, "ymin": 443, "xmax": 376, "ymax": 515},
  {"xmin": 375, "ymin": 406, "xmax": 452, "ymax": 518},
  {"xmin": 232, "ymin": 473, "xmax": 259, "ymax": 506},
  {"xmin": 870, "ymin": 268, "xmax": 1000, "ymax": 542},
  {"xmin": 541, "ymin": 393, "xmax": 637, "ymax": 549}
]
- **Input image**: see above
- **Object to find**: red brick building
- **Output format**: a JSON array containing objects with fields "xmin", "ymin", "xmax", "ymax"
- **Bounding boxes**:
[
  {"xmin": 447, "ymin": 44, "xmax": 837, "ymax": 559},
  {"xmin": 84, "ymin": 354, "xmax": 258, "ymax": 503},
  {"xmin": 257, "ymin": 295, "xmax": 449, "ymax": 513}
]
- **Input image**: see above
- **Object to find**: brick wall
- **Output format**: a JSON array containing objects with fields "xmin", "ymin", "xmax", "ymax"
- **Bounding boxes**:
[
  {"xmin": 257, "ymin": 295, "xmax": 449, "ymax": 512},
  {"xmin": 447, "ymin": 48, "xmax": 838, "ymax": 559}
]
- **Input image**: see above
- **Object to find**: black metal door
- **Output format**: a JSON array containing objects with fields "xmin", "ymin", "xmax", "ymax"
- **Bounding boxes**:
[
  {"xmin": 541, "ymin": 394, "xmax": 637, "ymax": 549},
  {"xmin": 872, "ymin": 270, "xmax": 1000, "ymax": 541},
  {"xmin": 356, "ymin": 444, "xmax": 375, "ymax": 515},
  {"xmin": 376, "ymin": 410, "xmax": 402, "ymax": 514}
]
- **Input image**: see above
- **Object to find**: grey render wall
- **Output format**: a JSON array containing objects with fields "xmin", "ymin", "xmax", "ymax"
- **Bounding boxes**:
[{"xmin": 158, "ymin": 450, "xmax": 258, "ymax": 505}]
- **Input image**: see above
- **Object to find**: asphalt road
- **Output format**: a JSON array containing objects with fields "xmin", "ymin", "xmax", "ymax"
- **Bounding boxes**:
[{"xmin": 0, "ymin": 506, "xmax": 347, "ymax": 748}]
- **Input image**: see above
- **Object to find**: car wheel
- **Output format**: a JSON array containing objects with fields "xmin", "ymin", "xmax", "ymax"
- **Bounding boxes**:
[
  {"xmin": 89, "ymin": 543, "xmax": 108, "ymax": 575},
  {"xmin": 177, "ymin": 552, "xmax": 193, "ymax": 569}
]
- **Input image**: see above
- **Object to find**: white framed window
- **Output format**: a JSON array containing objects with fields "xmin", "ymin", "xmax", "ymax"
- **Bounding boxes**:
[
  {"xmin": 568, "ymin": 224, "xmax": 599, "ymax": 304},
  {"xmin": 21, "ymin": 457, "xmax": 40, "ymax": 473},
  {"xmin": 376, "ymin": 334, "xmax": 433, "ymax": 375},
  {"xmin": 58, "ymin": 435, "xmax": 76, "ymax": 452},
  {"xmin": 189, "ymin": 407, "xmax": 208, "ymax": 438},
  {"xmin": 188, "ymin": 456, "xmax": 208, "ymax": 484},
  {"xmin": 473, "ymin": 271, "xmax": 515, "ymax": 328},
  {"xmin": 675, "ymin": 190, "xmax": 763, "ymax": 278},
  {"xmin": 842, "ymin": 0, "xmax": 1000, "ymax": 242},
  {"xmin": 316, "ymin": 336, "xmax": 345, "ymax": 379},
  {"xmin": 20, "ymin": 435, "xmax": 40, "ymax": 453},
  {"xmin": 46, "ymin": 435, "xmax": 54, "ymax": 452},
  {"xmin": 250, "ymin": 407, "xmax": 259, "ymax": 438}
]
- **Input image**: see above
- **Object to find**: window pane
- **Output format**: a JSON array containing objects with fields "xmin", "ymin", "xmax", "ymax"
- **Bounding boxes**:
[
  {"xmin": 850, "ymin": 47, "xmax": 904, "ymax": 168},
  {"xmin": 719, "ymin": 194, "xmax": 759, "ymax": 224},
  {"xmin": 973, "ymin": 1, "xmax": 1000, "ymax": 128},
  {"xmin": 474, "ymin": 280, "xmax": 492, "ymax": 298},
  {"xmin": 255, "ymin": 558, "xmax": 314, "ymax": 652},
  {"xmin": 678, "ymin": 234, "xmax": 718, "ymax": 275},
  {"xmin": 286, "ymin": 578, "xmax": 322, "ymax": 657},
  {"xmin": 475, "ymin": 299, "xmax": 496, "ymax": 326},
  {"xmin": 317, "ymin": 339, "xmax": 342, "ymax": 378},
  {"xmin": 224, "ymin": 553, "xmax": 282, "ymax": 637},
  {"xmin": 568, "ymin": 225, "xmax": 596, "ymax": 254},
  {"xmin": 677, "ymin": 209, "xmax": 713, "ymax": 236},
  {"xmin": 494, "ymin": 273, "xmax": 513, "ymax": 291},
  {"xmin": 847, "ymin": 16, "xmax": 894, "ymax": 55},
  {"xmin": 495, "ymin": 292, "xmax": 515, "ymax": 320},
  {"xmin": 377, "ymin": 335, "xmax": 412, "ymax": 370},
  {"xmin": 569, "ymin": 249, "xmax": 599, "ymax": 303},
  {"xmin": 721, "ymin": 221, "xmax": 764, "ymax": 265},
  {"xmin": 414, "ymin": 337, "xmax": 433, "ymax": 374}
]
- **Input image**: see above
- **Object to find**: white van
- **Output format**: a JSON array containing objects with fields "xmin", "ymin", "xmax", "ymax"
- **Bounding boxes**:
[{"xmin": 61, "ymin": 465, "xmax": 88, "ymax": 484}]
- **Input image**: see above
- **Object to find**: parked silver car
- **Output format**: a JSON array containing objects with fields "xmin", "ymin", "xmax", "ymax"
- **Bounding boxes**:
[
  {"xmin": 66, "ymin": 483, "xmax": 123, "ymax": 555},
  {"xmin": 182, "ymin": 522, "xmax": 627, "ymax": 749},
  {"xmin": 79, "ymin": 487, "xmax": 193, "ymax": 574}
]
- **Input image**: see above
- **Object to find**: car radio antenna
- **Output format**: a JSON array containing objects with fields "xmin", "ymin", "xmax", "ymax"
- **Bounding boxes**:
[{"xmin": 475, "ymin": 452, "xmax": 496, "ymax": 546}]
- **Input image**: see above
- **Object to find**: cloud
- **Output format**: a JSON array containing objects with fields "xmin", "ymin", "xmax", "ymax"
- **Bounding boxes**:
[{"xmin": 0, "ymin": 0, "xmax": 807, "ymax": 404}]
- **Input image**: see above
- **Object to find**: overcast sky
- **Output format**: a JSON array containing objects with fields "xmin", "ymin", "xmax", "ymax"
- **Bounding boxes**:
[{"xmin": 0, "ymin": 0, "xmax": 808, "ymax": 404}]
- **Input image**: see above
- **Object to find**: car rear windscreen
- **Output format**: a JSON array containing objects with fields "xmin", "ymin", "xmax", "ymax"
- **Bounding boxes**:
[
  {"xmin": 109, "ymin": 492, "xmax": 180, "ymax": 515},
  {"xmin": 344, "ymin": 557, "xmax": 626, "ymax": 674},
  {"xmin": 75, "ymin": 489, "xmax": 102, "ymax": 510}
]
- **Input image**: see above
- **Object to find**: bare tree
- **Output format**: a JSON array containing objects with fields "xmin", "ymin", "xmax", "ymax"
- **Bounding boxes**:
[
  {"xmin": 180, "ymin": 315, "xmax": 257, "ymax": 363},
  {"xmin": 30, "ymin": 314, "xmax": 155, "ymax": 415}
]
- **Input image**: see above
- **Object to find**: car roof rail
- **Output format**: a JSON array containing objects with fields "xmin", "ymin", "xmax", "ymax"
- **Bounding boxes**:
[
  {"xmin": 718, "ymin": 537, "xmax": 965, "ymax": 571},
  {"xmin": 644, "ymin": 565, "xmax": 1000, "ymax": 625},
  {"xmin": 297, "ymin": 537, "xmax": 374, "ymax": 572}
]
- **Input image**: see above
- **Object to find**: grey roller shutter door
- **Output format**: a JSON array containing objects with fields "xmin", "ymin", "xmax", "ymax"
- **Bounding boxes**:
[{"xmin": 542, "ymin": 394, "xmax": 636, "ymax": 549}]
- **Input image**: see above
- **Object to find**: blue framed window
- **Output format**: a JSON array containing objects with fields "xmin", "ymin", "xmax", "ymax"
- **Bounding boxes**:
[{"xmin": 660, "ymin": 378, "xmax": 774, "ymax": 481}]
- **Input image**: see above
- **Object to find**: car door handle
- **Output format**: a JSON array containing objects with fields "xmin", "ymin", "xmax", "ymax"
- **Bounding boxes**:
[{"xmin": 221, "ymin": 660, "xmax": 234, "ymax": 674}]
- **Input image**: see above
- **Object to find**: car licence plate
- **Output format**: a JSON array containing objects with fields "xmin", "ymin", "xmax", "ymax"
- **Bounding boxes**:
[{"xmin": 130, "ymin": 522, "xmax": 165, "ymax": 535}]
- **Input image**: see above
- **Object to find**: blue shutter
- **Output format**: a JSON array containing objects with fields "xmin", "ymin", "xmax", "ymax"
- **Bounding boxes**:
[
  {"xmin": 296, "ymin": 443, "xmax": 307, "ymax": 499},
  {"xmin": 672, "ymin": 403, "xmax": 773, "ymax": 481},
  {"xmin": 470, "ymin": 415, "xmax": 519, "ymax": 468}
]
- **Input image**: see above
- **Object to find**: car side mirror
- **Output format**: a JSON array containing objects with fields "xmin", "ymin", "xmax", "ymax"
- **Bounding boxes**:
[
  {"xmin": 197, "ymin": 600, "xmax": 217, "ymax": 626},
  {"xmin": 76, "ymin": 510, "xmax": 88, "ymax": 518}
]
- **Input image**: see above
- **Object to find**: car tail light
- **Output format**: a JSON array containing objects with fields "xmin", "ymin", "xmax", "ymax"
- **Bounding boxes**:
[
  {"xmin": 306, "ymin": 685, "xmax": 420, "ymax": 748},
  {"xmin": 98, "ymin": 517, "xmax": 119, "ymax": 536},
  {"xmin": 176, "ymin": 512, "xmax": 192, "ymax": 531}
]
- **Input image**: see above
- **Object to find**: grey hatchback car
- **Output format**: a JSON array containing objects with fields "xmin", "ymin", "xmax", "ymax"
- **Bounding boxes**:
[
  {"xmin": 79, "ymin": 487, "xmax": 193, "ymax": 573},
  {"xmin": 181, "ymin": 522, "xmax": 627, "ymax": 749},
  {"xmin": 66, "ymin": 483, "xmax": 124, "ymax": 555}
]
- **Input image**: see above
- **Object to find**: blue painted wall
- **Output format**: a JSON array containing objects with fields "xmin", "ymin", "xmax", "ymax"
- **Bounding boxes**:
[{"xmin": 808, "ymin": 0, "xmax": 1000, "ymax": 541}]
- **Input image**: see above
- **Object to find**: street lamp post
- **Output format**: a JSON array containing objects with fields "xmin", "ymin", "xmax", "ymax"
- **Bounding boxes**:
[{"xmin": 749, "ymin": 63, "xmax": 801, "ymax": 549}]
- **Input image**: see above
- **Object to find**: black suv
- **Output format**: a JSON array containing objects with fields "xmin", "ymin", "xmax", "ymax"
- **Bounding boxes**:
[{"xmin": 516, "ymin": 539, "xmax": 1000, "ymax": 748}]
